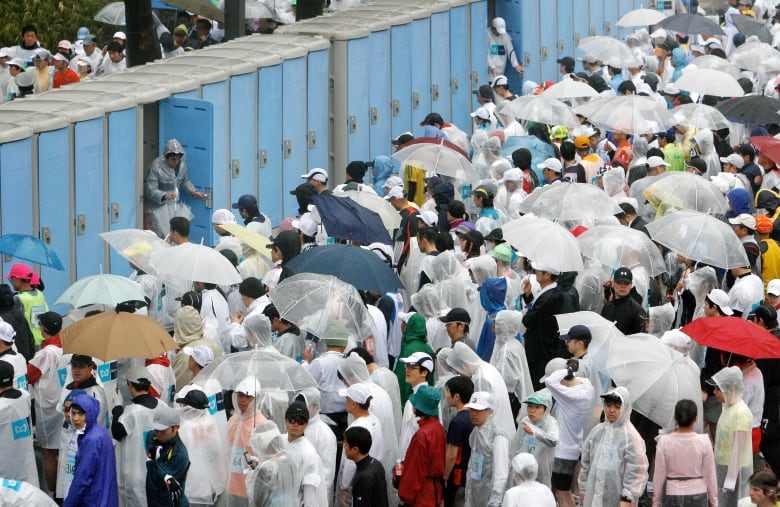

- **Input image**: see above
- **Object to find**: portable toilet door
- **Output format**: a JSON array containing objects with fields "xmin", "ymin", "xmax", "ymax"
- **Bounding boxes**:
[
  {"xmin": 616, "ymin": 0, "xmax": 637, "ymax": 40},
  {"xmin": 590, "ymin": 0, "xmax": 606, "ymax": 38},
  {"xmin": 37, "ymin": 89, "xmax": 140, "ymax": 275},
  {"xmin": 0, "ymin": 110, "xmax": 71, "ymax": 310},
  {"xmin": 557, "ymin": 0, "xmax": 575, "ymax": 77},
  {"xmin": 430, "ymin": 2, "xmax": 453, "ymax": 123},
  {"xmin": 0, "ymin": 123, "xmax": 34, "ymax": 283},
  {"xmin": 573, "ymin": 0, "xmax": 591, "ymax": 54},
  {"xmin": 539, "ymin": 0, "xmax": 559, "ymax": 83},
  {"xmin": 604, "ymin": 0, "xmax": 620, "ymax": 38},
  {"xmin": 449, "ymin": 0, "xmax": 473, "ymax": 134},
  {"xmin": 468, "ymin": 0, "xmax": 488, "ymax": 108}
]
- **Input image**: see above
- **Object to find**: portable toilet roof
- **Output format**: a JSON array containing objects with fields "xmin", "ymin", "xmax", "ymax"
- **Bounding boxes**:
[
  {"xmin": 100, "ymin": 70, "xmax": 201, "ymax": 94},
  {"xmin": 0, "ymin": 110, "xmax": 69, "ymax": 133},
  {"xmin": 0, "ymin": 122, "xmax": 33, "ymax": 143},
  {"xmin": 36, "ymin": 89, "xmax": 137, "ymax": 113},
  {"xmin": 335, "ymin": 10, "xmax": 414, "ymax": 26},
  {"xmin": 218, "ymin": 39, "xmax": 308, "ymax": 60},
  {"xmin": 276, "ymin": 19, "xmax": 372, "ymax": 40},
  {"xmin": 0, "ymin": 98, "xmax": 104, "ymax": 123},
  {"xmin": 69, "ymin": 78, "xmax": 173, "ymax": 104},
  {"xmin": 244, "ymin": 34, "xmax": 331, "ymax": 52},
  {"xmin": 355, "ymin": 2, "xmax": 432, "ymax": 19},
  {"xmin": 197, "ymin": 46, "xmax": 284, "ymax": 69},
  {"xmin": 126, "ymin": 62, "xmax": 229, "ymax": 86},
  {"xmin": 324, "ymin": 11, "xmax": 394, "ymax": 31},
  {"xmin": 160, "ymin": 55, "xmax": 256, "ymax": 77}
]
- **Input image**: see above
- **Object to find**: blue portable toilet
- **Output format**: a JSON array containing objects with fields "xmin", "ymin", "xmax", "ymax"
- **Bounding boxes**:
[
  {"xmin": 446, "ymin": 0, "xmax": 473, "ymax": 135},
  {"xmin": 0, "ymin": 99, "xmax": 106, "ymax": 286},
  {"xmin": 573, "ymin": 0, "xmax": 591, "ymax": 53},
  {"xmin": 276, "ymin": 20, "xmax": 373, "ymax": 185},
  {"xmin": 127, "ymin": 61, "xmax": 231, "ymax": 245},
  {"xmin": 0, "ymin": 122, "xmax": 34, "ymax": 282},
  {"xmin": 467, "ymin": 0, "xmax": 488, "ymax": 108},
  {"xmin": 0, "ymin": 110, "xmax": 70, "ymax": 309}
]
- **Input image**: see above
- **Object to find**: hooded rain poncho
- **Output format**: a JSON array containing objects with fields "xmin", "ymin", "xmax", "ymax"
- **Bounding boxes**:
[
  {"xmin": 296, "ymin": 388, "xmax": 337, "ymax": 504},
  {"xmin": 247, "ymin": 421, "xmax": 302, "ymax": 507},
  {"xmin": 393, "ymin": 313, "xmax": 434, "ymax": 406},
  {"xmin": 489, "ymin": 310, "xmax": 533, "ymax": 404},
  {"xmin": 0, "ymin": 389, "xmax": 37, "ymax": 487},
  {"xmin": 578, "ymin": 386, "xmax": 649, "ymax": 507},
  {"xmin": 226, "ymin": 377, "xmax": 269, "ymax": 503},
  {"xmin": 510, "ymin": 388, "xmax": 558, "ymax": 488},
  {"xmin": 411, "ymin": 285, "xmax": 451, "ymax": 352},
  {"xmin": 476, "ymin": 278, "xmax": 508, "ymax": 361}
]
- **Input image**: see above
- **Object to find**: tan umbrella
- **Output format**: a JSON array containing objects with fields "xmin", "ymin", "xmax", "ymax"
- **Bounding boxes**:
[
  {"xmin": 217, "ymin": 222, "xmax": 273, "ymax": 259},
  {"xmin": 61, "ymin": 311, "xmax": 179, "ymax": 361}
]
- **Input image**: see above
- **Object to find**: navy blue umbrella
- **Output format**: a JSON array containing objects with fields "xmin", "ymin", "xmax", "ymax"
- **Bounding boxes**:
[
  {"xmin": 284, "ymin": 244, "xmax": 402, "ymax": 294},
  {"xmin": 312, "ymin": 193, "xmax": 393, "ymax": 245}
]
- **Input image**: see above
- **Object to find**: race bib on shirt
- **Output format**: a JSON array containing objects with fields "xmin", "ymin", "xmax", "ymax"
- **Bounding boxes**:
[
  {"xmin": 231, "ymin": 446, "xmax": 246, "ymax": 474},
  {"xmin": 470, "ymin": 451, "xmax": 485, "ymax": 481},
  {"xmin": 490, "ymin": 44, "xmax": 507, "ymax": 56}
]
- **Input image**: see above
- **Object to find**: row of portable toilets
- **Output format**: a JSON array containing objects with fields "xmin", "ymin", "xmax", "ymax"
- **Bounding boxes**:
[{"xmin": 0, "ymin": 0, "xmax": 657, "ymax": 307}]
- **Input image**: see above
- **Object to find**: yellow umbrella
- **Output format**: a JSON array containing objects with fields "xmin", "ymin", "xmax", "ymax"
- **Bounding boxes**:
[
  {"xmin": 61, "ymin": 312, "xmax": 179, "ymax": 362},
  {"xmin": 218, "ymin": 223, "xmax": 273, "ymax": 259}
]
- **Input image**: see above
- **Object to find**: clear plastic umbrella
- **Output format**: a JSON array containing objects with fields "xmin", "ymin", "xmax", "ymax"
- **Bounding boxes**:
[
  {"xmin": 729, "ymin": 41, "xmax": 780, "ymax": 71},
  {"xmin": 267, "ymin": 273, "xmax": 371, "ymax": 341},
  {"xmin": 642, "ymin": 171, "xmax": 728, "ymax": 217},
  {"xmin": 577, "ymin": 225, "xmax": 668, "ymax": 277},
  {"xmin": 502, "ymin": 215, "xmax": 584, "ymax": 272},
  {"xmin": 645, "ymin": 210, "xmax": 749, "ymax": 269},
  {"xmin": 674, "ymin": 68, "xmax": 744, "ymax": 97},
  {"xmin": 332, "ymin": 189, "xmax": 402, "ymax": 229},
  {"xmin": 542, "ymin": 80, "xmax": 599, "ymax": 99},
  {"xmin": 517, "ymin": 182, "xmax": 622, "ymax": 222},
  {"xmin": 245, "ymin": 0, "xmax": 282, "ymax": 20},
  {"xmin": 100, "ymin": 228, "xmax": 170, "ymax": 276},
  {"xmin": 55, "ymin": 273, "xmax": 147, "ymax": 308},
  {"xmin": 94, "ymin": 2, "xmax": 163, "ymax": 26},
  {"xmin": 495, "ymin": 95, "xmax": 580, "ymax": 128},
  {"xmin": 690, "ymin": 55, "xmax": 742, "ymax": 78},
  {"xmin": 671, "ymin": 103, "xmax": 732, "ymax": 131},
  {"xmin": 587, "ymin": 95, "xmax": 676, "ymax": 135},
  {"xmin": 573, "ymin": 96, "xmax": 611, "ymax": 119},
  {"xmin": 577, "ymin": 36, "xmax": 640, "ymax": 67},
  {"xmin": 194, "ymin": 348, "xmax": 318, "ymax": 392},
  {"xmin": 391, "ymin": 140, "xmax": 477, "ymax": 181},
  {"xmin": 150, "ymin": 242, "xmax": 242, "ymax": 288},
  {"xmin": 605, "ymin": 332, "xmax": 702, "ymax": 429},
  {"xmin": 617, "ymin": 8, "xmax": 668, "ymax": 26}
]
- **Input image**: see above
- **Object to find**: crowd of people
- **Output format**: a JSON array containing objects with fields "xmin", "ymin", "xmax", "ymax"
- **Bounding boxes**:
[{"xmin": 2, "ymin": 0, "xmax": 780, "ymax": 506}]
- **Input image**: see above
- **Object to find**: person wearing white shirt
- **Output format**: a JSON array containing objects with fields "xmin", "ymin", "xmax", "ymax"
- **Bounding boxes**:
[
  {"xmin": 96, "ymin": 41, "xmax": 126, "ymax": 76},
  {"xmin": 464, "ymin": 391, "xmax": 510, "ymax": 507},
  {"xmin": 284, "ymin": 401, "xmax": 328, "ymax": 507},
  {"xmin": 296, "ymin": 388, "xmax": 337, "ymax": 507},
  {"xmin": 499, "ymin": 168, "xmax": 527, "ymax": 220},
  {"xmin": 196, "ymin": 283, "xmax": 232, "ymax": 353},
  {"xmin": 728, "ymin": 266, "xmax": 764, "ymax": 319},
  {"xmin": 228, "ymin": 277, "xmax": 268, "ymax": 351},
  {"xmin": 502, "ymin": 453, "xmax": 557, "ymax": 507}
]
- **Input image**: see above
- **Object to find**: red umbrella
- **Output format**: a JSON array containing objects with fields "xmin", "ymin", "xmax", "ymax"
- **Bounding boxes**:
[
  {"xmin": 681, "ymin": 316, "xmax": 780, "ymax": 359},
  {"xmin": 749, "ymin": 136, "xmax": 780, "ymax": 165}
]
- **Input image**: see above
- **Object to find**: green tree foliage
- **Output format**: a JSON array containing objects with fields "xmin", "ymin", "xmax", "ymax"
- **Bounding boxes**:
[{"xmin": 0, "ymin": 0, "xmax": 116, "ymax": 51}]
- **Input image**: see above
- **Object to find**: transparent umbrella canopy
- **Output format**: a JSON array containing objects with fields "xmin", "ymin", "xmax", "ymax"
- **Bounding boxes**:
[
  {"xmin": 577, "ymin": 225, "xmax": 668, "ymax": 277},
  {"xmin": 517, "ymin": 182, "xmax": 622, "ymax": 222},
  {"xmin": 671, "ymin": 103, "xmax": 732, "ymax": 131},
  {"xmin": 495, "ymin": 95, "xmax": 580, "ymax": 128},
  {"xmin": 502, "ymin": 215, "xmax": 584, "ymax": 272},
  {"xmin": 587, "ymin": 95, "xmax": 676, "ymax": 135},
  {"xmin": 642, "ymin": 171, "xmax": 728, "ymax": 217},
  {"xmin": 674, "ymin": 68, "xmax": 744, "ymax": 98}
]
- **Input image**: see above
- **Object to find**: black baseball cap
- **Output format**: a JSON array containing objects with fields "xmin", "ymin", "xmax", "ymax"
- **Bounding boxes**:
[
  {"xmin": 232, "ymin": 194, "xmax": 257, "ymax": 210},
  {"xmin": 600, "ymin": 391, "xmax": 622, "ymax": 403},
  {"xmin": 0, "ymin": 361, "xmax": 13, "ymax": 387},
  {"xmin": 557, "ymin": 56, "xmax": 575, "ymax": 69},
  {"xmin": 685, "ymin": 158, "xmax": 707, "ymax": 175},
  {"xmin": 38, "ymin": 311, "xmax": 63, "ymax": 335},
  {"xmin": 483, "ymin": 228, "xmax": 504, "ymax": 243},
  {"xmin": 392, "ymin": 132, "xmax": 415, "ymax": 146},
  {"xmin": 420, "ymin": 112, "xmax": 444, "ymax": 127},
  {"xmin": 613, "ymin": 267, "xmax": 633, "ymax": 283},
  {"xmin": 560, "ymin": 324, "xmax": 592, "ymax": 342},
  {"xmin": 285, "ymin": 400, "xmax": 310, "ymax": 421},
  {"xmin": 439, "ymin": 307, "xmax": 471, "ymax": 324},
  {"xmin": 176, "ymin": 389, "xmax": 210, "ymax": 410},
  {"xmin": 69, "ymin": 354, "xmax": 95, "ymax": 367}
]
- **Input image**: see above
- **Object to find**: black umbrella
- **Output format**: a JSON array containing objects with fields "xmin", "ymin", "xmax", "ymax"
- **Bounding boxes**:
[
  {"xmin": 312, "ymin": 193, "xmax": 392, "ymax": 245},
  {"xmin": 716, "ymin": 95, "xmax": 780, "ymax": 125},
  {"xmin": 284, "ymin": 244, "xmax": 402, "ymax": 294},
  {"xmin": 656, "ymin": 13, "xmax": 725, "ymax": 36},
  {"xmin": 732, "ymin": 14, "xmax": 772, "ymax": 44}
]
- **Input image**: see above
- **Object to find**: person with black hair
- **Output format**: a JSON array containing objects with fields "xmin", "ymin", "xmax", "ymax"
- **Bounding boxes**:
[
  {"xmin": 112, "ymin": 365, "xmax": 161, "ymax": 507},
  {"xmin": 446, "ymin": 201, "xmax": 468, "ymax": 231},
  {"xmin": 560, "ymin": 141, "xmax": 587, "ymax": 183},
  {"xmin": 601, "ymin": 267, "xmax": 647, "ymax": 335},
  {"xmin": 455, "ymin": 227, "xmax": 483, "ymax": 260},
  {"xmin": 443, "ymin": 376, "xmax": 474, "ymax": 507},
  {"xmin": 344, "ymin": 426, "xmax": 389, "ymax": 507},
  {"xmin": 263, "ymin": 303, "xmax": 303, "ymax": 360},
  {"xmin": 511, "ymin": 148, "xmax": 539, "ymax": 194},
  {"xmin": 522, "ymin": 262, "xmax": 565, "ymax": 390},
  {"xmin": 616, "ymin": 201, "xmax": 650, "ymax": 236}
]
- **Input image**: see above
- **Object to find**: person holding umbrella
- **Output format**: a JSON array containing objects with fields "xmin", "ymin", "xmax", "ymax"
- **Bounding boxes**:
[{"xmin": 751, "ymin": 304, "xmax": 780, "ymax": 477}]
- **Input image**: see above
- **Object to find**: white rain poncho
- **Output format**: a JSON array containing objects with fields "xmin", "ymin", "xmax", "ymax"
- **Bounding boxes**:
[
  {"xmin": 466, "ymin": 256, "xmax": 498, "ymax": 346},
  {"xmin": 501, "ymin": 453, "xmax": 557, "ymax": 507},
  {"xmin": 337, "ymin": 353, "xmax": 399, "ymax": 473},
  {"xmin": 471, "ymin": 130, "xmax": 492, "ymax": 180},
  {"xmin": 296, "ymin": 388, "xmax": 337, "ymax": 506},
  {"xmin": 683, "ymin": 266, "xmax": 718, "ymax": 366},
  {"xmin": 433, "ymin": 348, "xmax": 458, "ymax": 429},
  {"xmin": 603, "ymin": 168, "xmax": 628, "ymax": 201},
  {"xmin": 465, "ymin": 408, "xmax": 511, "ymax": 507},
  {"xmin": 430, "ymin": 251, "xmax": 472, "ymax": 311},
  {"xmin": 489, "ymin": 310, "xmax": 533, "ymax": 403},
  {"xmin": 0, "ymin": 478, "xmax": 57, "ymax": 507},
  {"xmin": 693, "ymin": 128, "xmax": 721, "ymax": 179},
  {"xmin": 0, "ymin": 390, "xmax": 38, "ymax": 487},
  {"xmin": 578, "ymin": 386, "xmax": 649, "ymax": 507},
  {"xmin": 286, "ymin": 431, "xmax": 328, "ymax": 507},
  {"xmin": 226, "ymin": 376, "xmax": 269, "ymax": 504},
  {"xmin": 446, "ymin": 342, "xmax": 516, "ymax": 436},
  {"xmin": 27, "ymin": 340, "xmax": 65, "ymax": 448},
  {"xmin": 246, "ymin": 421, "xmax": 301, "ymax": 507},
  {"xmin": 710, "ymin": 366, "xmax": 753, "ymax": 506},
  {"xmin": 411, "ymin": 284, "xmax": 451, "ymax": 352},
  {"xmin": 243, "ymin": 313, "xmax": 275, "ymax": 350},
  {"xmin": 647, "ymin": 303, "xmax": 675, "ymax": 337},
  {"xmin": 490, "ymin": 159, "xmax": 512, "ymax": 214},
  {"xmin": 510, "ymin": 388, "xmax": 558, "ymax": 488},
  {"xmin": 115, "ymin": 397, "xmax": 159, "ymax": 507},
  {"xmin": 368, "ymin": 365, "xmax": 403, "ymax": 437},
  {"xmin": 175, "ymin": 385, "xmax": 228, "ymax": 504}
]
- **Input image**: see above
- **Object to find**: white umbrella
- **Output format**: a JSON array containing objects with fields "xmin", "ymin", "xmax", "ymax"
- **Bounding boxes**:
[
  {"xmin": 645, "ymin": 210, "xmax": 749, "ymax": 269},
  {"xmin": 100, "ymin": 229, "xmax": 171, "ymax": 276},
  {"xmin": 150, "ymin": 242, "xmax": 242, "ymax": 287},
  {"xmin": 605, "ymin": 332, "xmax": 702, "ymax": 429},
  {"xmin": 56, "ymin": 273, "xmax": 147, "ymax": 308},
  {"xmin": 495, "ymin": 95, "xmax": 580, "ymax": 128},
  {"xmin": 332, "ymin": 190, "xmax": 401, "ymax": 229},
  {"xmin": 689, "ymin": 55, "xmax": 742, "ymax": 78},
  {"xmin": 671, "ymin": 103, "xmax": 732, "ymax": 131},
  {"xmin": 245, "ymin": 0, "xmax": 282, "ymax": 20},
  {"xmin": 517, "ymin": 182, "xmax": 622, "ymax": 222},
  {"xmin": 729, "ymin": 41, "xmax": 780, "ymax": 71},
  {"xmin": 586, "ymin": 95, "xmax": 675, "ymax": 135},
  {"xmin": 391, "ymin": 140, "xmax": 477, "ymax": 181},
  {"xmin": 578, "ymin": 36, "xmax": 640, "ymax": 67},
  {"xmin": 674, "ymin": 68, "xmax": 744, "ymax": 98},
  {"xmin": 643, "ymin": 171, "xmax": 729, "ymax": 216},
  {"xmin": 502, "ymin": 215, "xmax": 584, "ymax": 272},
  {"xmin": 577, "ymin": 225, "xmax": 668, "ymax": 277},
  {"xmin": 617, "ymin": 8, "xmax": 668, "ymax": 27},
  {"xmin": 542, "ymin": 80, "xmax": 599, "ymax": 99},
  {"xmin": 94, "ymin": 2, "xmax": 163, "ymax": 26}
]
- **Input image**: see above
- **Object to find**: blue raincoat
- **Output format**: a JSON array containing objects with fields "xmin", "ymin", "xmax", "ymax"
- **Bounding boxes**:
[
  {"xmin": 727, "ymin": 188, "xmax": 752, "ymax": 218},
  {"xmin": 63, "ymin": 394, "xmax": 118, "ymax": 507},
  {"xmin": 476, "ymin": 277, "xmax": 507, "ymax": 361},
  {"xmin": 372, "ymin": 156, "xmax": 396, "ymax": 196},
  {"xmin": 670, "ymin": 48, "xmax": 688, "ymax": 83}
]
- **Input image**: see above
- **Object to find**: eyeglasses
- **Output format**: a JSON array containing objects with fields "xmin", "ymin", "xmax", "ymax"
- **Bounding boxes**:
[
  {"xmin": 166, "ymin": 153, "xmax": 183, "ymax": 159},
  {"xmin": 287, "ymin": 416, "xmax": 307, "ymax": 425}
]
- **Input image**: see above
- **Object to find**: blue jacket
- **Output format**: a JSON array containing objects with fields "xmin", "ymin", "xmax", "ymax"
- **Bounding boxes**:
[
  {"xmin": 372, "ymin": 156, "xmax": 395, "ymax": 196},
  {"xmin": 63, "ymin": 394, "xmax": 119, "ymax": 507},
  {"xmin": 670, "ymin": 48, "xmax": 688, "ymax": 83},
  {"xmin": 476, "ymin": 277, "xmax": 507, "ymax": 361},
  {"xmin": 727, "ymin": 188, "xmax": 752, "ymax": 218},
  {"xmin": 145, "ymin": 432, "xmax": 190, "ymax": 507}
]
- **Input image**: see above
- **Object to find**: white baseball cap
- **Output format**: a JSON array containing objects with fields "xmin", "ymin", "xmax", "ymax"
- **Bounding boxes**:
[
  {"xmin": 492, "ymin": 17, "xmax": 507, "ymax": 34},
  {"xmin": 465, "ymin": 391, "xmax": 493, "ymax": 410},
  {"xmin": 499, "ymin": 168, "xmax": 523, "ymax": 182},
  {"xmin": 647, "ymin": 156, "xmax": 670, "ymax": 168},
  {"xmin": 384, "ymin": 186, "xmax": 405, "ymax": 200},
  {"xmin": 767, "ymin": 279, "xmax": 780, "ymax": 296},
  {"xmin": 292, "ymin": 217, "xmax": 318, "ymax": 237},
  {"xmin": 338, "ymin": 383, "xmax": 372, "ymax": 404},
  {"xmin": 301, "ymin": 167, "xmax": 328, "ymax": 183},
  {"xmin": 211, "ymin": 208, "xmax": 236, "ymax": 225},
  {"xmin": 400, "ymin": 351, "xmax": 434, "ymax": 373},
  {"xmin": 183, "ymin": 345, "xmax": 215, "ymax": 367},
  {"xmin": 536, "ymin": 158, "xmax": 562, "ymax": 173},
  {"xmin": 470, "ymin": 106, "xmax": 491, "ymax": 120},
  {"xmin": 706, "ymin": 289, "xmax": 733, "ymax": 316},
  {"xmin": 531, "ymin": 261, "xmax": 560, "ymax": 276}
]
